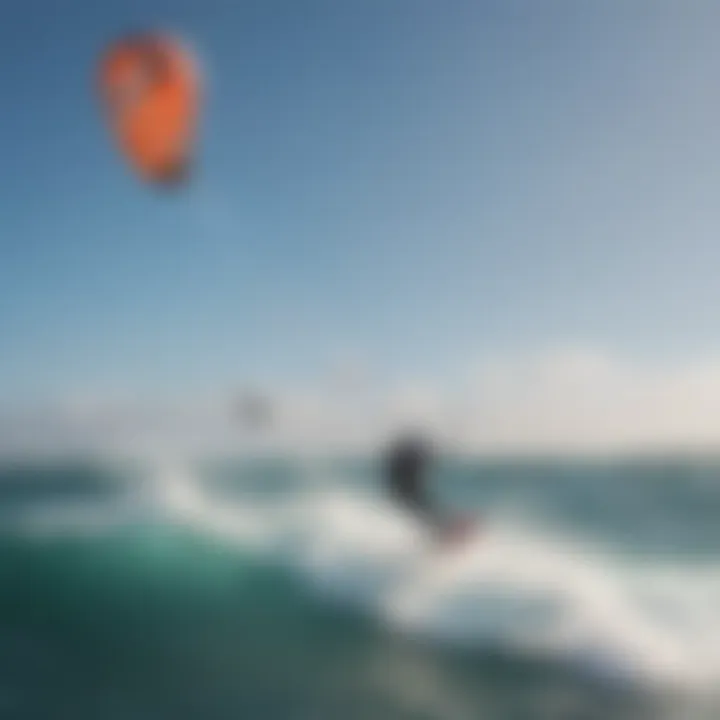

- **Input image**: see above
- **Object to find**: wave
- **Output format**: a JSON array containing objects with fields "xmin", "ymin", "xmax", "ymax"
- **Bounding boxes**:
[{"xmin": 4, "ymin": 459, "xmax": 720, "ymax": 696}]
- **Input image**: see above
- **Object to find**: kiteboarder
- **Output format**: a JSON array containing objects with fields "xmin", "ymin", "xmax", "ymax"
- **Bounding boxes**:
[{"xmin": 383, "ymin": 433, "xmax": 476, "ymax": 543}]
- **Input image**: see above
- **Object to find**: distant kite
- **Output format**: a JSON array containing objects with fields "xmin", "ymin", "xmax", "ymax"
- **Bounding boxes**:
[
  {"xmin": 97, "ymin": 33, "xmax": 200, "ymax": 186},
  {"xmin": 234, "ymin": 393, "xmax": 273, "ymax": 431}
]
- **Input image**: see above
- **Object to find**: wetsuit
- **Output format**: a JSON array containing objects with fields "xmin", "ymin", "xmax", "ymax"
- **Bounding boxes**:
[{"xmin": 384, "ymin": 436, "xmax": 441, "ymax": 527}]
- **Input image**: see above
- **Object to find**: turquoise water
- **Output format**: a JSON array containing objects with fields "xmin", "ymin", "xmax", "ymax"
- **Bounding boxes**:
[{"xmin": 0, "ymin": 457, "xmax": 718, "ymax": 719}]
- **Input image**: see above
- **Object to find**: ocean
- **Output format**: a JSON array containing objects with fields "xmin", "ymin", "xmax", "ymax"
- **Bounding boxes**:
[{"xmin": 0, "ymin": 455, "xmax": 718, "ymax": 719}]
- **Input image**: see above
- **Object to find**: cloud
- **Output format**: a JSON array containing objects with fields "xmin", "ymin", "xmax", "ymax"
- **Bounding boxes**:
[
  {"xmin": 453, "ymin": 347, "xmax": 720, "ymax": 453},
  {"xmin": 4, "ymin": 347, "xmax": 720, "ymax": 457}
]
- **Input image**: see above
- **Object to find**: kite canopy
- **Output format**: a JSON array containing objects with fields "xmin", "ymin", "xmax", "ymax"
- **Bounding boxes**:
[{"xmin": 98, "ymin": 33, "xmax": 200, "ymax": 185}]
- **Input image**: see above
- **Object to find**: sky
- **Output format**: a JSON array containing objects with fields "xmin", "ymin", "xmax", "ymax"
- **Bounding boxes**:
[{"xmin": 4, "ymin": 1, "xmax": 720, "ymax": 453}]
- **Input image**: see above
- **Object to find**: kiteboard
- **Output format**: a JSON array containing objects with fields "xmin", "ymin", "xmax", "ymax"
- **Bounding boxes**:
[{"xmin": 438, "ymin": 516, "xmax": 478, "ymax": 549}]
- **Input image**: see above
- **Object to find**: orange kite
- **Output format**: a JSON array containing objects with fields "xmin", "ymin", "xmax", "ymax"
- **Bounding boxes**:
[{"xmin": 98, "ymin": 33, "xmax": 200, "ymax": 185}]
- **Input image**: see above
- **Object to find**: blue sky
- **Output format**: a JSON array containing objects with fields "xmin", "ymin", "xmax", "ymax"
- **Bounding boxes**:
[{"xmin": 4, "ymin": 1, "xmax": 720, "ymax": 406}]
